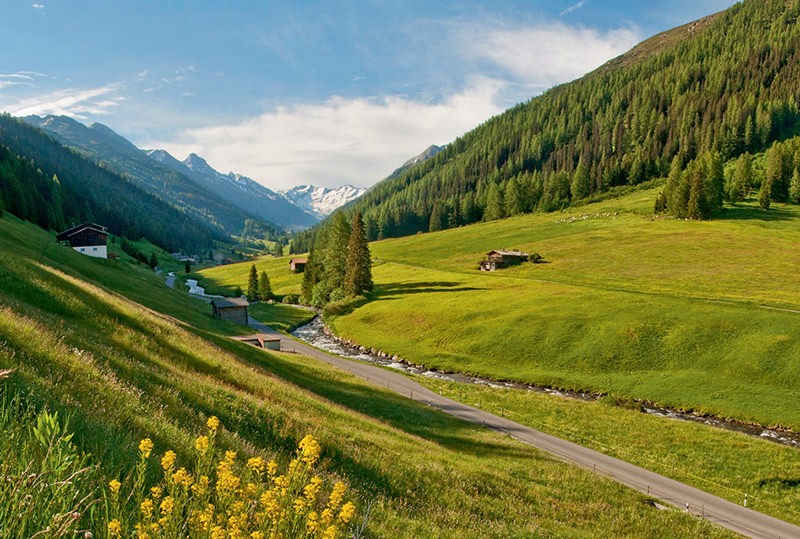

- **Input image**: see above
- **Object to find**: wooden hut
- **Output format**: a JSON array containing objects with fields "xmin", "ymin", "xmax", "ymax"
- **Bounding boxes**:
[
  {"xmin": 479, "ymin": 250, "xmax": 529, "ymax": 271},
  {"xmin": 289, "ymin": 257, "xmax": 308, "ymax": 273},
  {"xmin": 210, "ymin": 297, "xmax": 250, "ymax": 325}
]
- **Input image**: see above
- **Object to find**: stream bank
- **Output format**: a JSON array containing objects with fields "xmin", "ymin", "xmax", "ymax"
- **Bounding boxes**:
[{"xmin": 292, "ymin": 316, "xmax": 800, "ymax": 448}]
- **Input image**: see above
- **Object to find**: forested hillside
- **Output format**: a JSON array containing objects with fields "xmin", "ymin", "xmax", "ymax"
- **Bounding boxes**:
[
  {"xmin": 25, "ymin": 115, "xmax": 284, "ymax": 238},
  {"xmin": 331, "ymin": 0, "xmax": 800, "ymax": 241},
  {"xmin": 0, "ymin": 114, "xmax": 218, "ymax": 252}
]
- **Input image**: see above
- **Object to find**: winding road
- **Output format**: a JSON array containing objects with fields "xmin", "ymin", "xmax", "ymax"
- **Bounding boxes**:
[{"xmin": 248, "ymin": 317, "xmax": 800, "ymax": 539}]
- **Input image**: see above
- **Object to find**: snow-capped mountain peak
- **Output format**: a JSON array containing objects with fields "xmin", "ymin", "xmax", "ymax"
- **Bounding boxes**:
[{"xmin": 281, "ymin": 184, "xmax": 366, "ymax": 218}]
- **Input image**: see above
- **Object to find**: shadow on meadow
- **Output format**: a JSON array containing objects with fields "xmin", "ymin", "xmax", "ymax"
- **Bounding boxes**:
[
  {"xmin": 250, "ymin": 347, "xmax": 538, "ymax": 462},
  {"xmin": 374, "ymin": 281, "xmax": 485, "ymax": 298},
  {"xmin": 718, "ymin": 204, "xmax": 796, "ymax": 222}
]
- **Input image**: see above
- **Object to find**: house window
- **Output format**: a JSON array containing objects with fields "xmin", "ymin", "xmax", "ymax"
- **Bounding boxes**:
[{"xmin": 92, "ymin": 247, "xmax": 97, "ymax": 251}]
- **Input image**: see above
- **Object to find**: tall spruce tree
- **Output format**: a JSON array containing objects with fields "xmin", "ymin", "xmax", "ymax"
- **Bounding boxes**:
[
  {"xmin": 247, "ymin": 263, "xmax": 259, "ymax": 301},
  {"xmin": 344, "ymin": 212, "xmax": 373, "ymax": 297},
  {"xmin": 258, "ymin": 270, "xmax": 272, "ymax": 300}
]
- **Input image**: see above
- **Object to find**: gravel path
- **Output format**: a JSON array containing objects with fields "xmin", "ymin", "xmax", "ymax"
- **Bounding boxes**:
[{"xmin": 248, "ymin": 316, "xmax": 800, "ymax": 539}]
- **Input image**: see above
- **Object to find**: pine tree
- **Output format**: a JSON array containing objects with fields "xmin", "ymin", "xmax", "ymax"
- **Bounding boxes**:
[
  {"xmin": 148, "ymin": 252, "xmax": 158, "ymax": 269},
  {"xmin": 570, "ymin": 163, "xmax": 591, "ymax": 201},
  {"xmin": 759, "ymin": 177, "xmax": 772, "ymax": 210},
  {"xmin": 247, "ymin": 263, "xmax": 259, "ymax": 301},
  {"xmin": 258, "ymin": 270, "xmax": 272, "ymax": 300},
  {"xmin": 789, "ymin": 167, "xmax": 800, "ymax": 203},
  {"xmin": 484, "ymin": 182, "xmax": 505, "ymax": 221},
  {"xmin": 344, "ymin": 212, "xmax": 373, "ymax": 297}
]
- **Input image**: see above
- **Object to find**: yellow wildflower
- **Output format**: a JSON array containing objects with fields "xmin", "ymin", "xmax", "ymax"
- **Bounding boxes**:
[
  {"xmin": 266, "ymin": 460, "xmax": 278, "ymax": 477},
  {"xmin": 107, "ymin": 519, "xmax": 122, "ymax": 538},
  {"xmin": 161, "ymin": 450, "xmax": 177, "ymax": 471},
  {"xmin": 150, "ymin": 486, "xmax": 162, "ymax": 500},
  {"xmin": 172, "ymin": 467, "xmax": 194, "ymax": 488},
  {"xmin": 338, "ymin": 501, "xmax": 356, "ymax": 524},
  {"xmin": 139, "ymin": 438, "xmax": 154, "ymax": 458},
  {"xmin": 294, "ymin": 496, "xmax": 307, "ymax": 513},
  {"xmin": 321, "ymin": 508, "xmax": 335, "ymax": 526},
  {"xmin": 108, "ymin": 479, "xmax": 121, "ymax": 495},
  {"xmin": 195, "ymin": 435, "xmax": 209, "ymax": 454},
  {"xmin": 251, "ymin": 533, "xmax": 264, "ymax": 539},
  {"xmin": 247, "ymin": 456, "xmax": 266, "ymax": 476},
  {"xmin": 322, "ymin": 525, "xmax": 338, "ymax": 539},
  {"xmin": 140, "ymin": 497, "xmax": 155, "ymax": 519},
  {"xmin": 303, "ymin": 476, "xmax": 322, "ymax": 502},
  {"xmin": 192, "ymin": 475, "xmax": 209, "ymax": 496},
  {"xmin": 274, "ymin": 474, "xmax": 289, "ymax": 493},
  {"xmin": 134, "ymin": 522, "xmax": 151, "ymax": 539},
  {"xmin": 211, "ymin": 525, "xmax": 225, "ymax": 539},
  {"xmin": 298, "ymin": 435, "xmax": 321, "ymax": 465},
  {"xmin": 160, "ymin": 496, "xmax": 175, "ymax": 516},
  {"xmin": 224, "ymin": 449, "xmax": 237, "ymax": 464},
  {"xmin": 306, "ymin": 511, "xmax": 319, "ymax": 534},
  {"xmin": 245, "ymin": 481, "xmax": 258, "ymax": 497},
  {"xmin": 327, "ymin": 481, "xmax": 346, "ymax": 510},
  {"xmin": 207, "ymin": 416, "xmax": 220, "ymax": 432}
]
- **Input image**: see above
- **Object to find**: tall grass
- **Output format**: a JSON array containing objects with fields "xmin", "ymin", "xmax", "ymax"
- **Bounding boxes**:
[{"xmin": 0, "ymin": 380, "xmax": 99, "ymax": 538}]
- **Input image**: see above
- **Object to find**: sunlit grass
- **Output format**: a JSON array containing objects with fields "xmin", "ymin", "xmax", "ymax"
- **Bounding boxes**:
[
  {"xmin": 328, "ymin": 190, "xmax": 800, "ymax": 430},
  {"xmin": 0, "ymin": 214, "xmax": 736, "ymax": 537}
]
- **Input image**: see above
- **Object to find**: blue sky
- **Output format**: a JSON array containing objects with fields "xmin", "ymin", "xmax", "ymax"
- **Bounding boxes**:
[{"xmin": 1, "ymin": 1, "xmax": 737, "ymax": 190}]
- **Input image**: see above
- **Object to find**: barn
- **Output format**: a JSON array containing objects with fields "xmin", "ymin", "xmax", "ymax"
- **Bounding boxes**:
[
  {"xmin": 479, "ymin": 250, "xmax": 529, "ymax": 271},
  {"xmin": 56, "ymin": 222, "xmax": 109, "ymax": 259},
  {"xmin": 210, "ymin": 297, "xmax": 250, "ymax": 325},
  {"xmin": 289, "ymin": 257, "xmax": 308, "ymax": 273}
]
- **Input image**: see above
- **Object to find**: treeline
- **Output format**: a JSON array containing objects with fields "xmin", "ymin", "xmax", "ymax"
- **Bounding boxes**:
[
  {"xmin": 656, "ymin": 134, "xmax": 800, "ymax": 218},
  {"xmin": 315, "ymin": 0, "xmax": 800, "ymax": 241},
  {"xmin": 0, "ymin": 114, "xmax": 218, "ymax": 252},
  {"xmin": 300, "ymin": 212, "xmax": 372, "ymax": 309}
]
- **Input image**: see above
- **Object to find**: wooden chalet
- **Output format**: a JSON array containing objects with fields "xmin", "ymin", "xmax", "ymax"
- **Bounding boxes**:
[
  {"xmin": 479, "ymin": 250, "xmax": 529, "ymax": 271},
  {"xmin": 56, "ymin": 222, "xmax": 109, "ymax": 259},
  {"xmin": 231, "ymin": 333, "xmax": 281, "ymax": 351},
  {"xmin": 210, "ymin": 297, "xmax": 250, "ymax": 325},
  {"xmin": 289, "ymin": 257, "xmax": 308, "ymax": 273}
]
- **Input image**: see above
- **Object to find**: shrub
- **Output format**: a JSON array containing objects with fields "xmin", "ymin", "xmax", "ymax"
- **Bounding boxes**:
[{"xmin": 282, "ymin": 294, "xmax": 300, "ymax": 305}]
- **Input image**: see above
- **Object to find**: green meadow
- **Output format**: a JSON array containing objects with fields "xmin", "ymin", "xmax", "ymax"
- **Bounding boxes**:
[
  {"xmin": 193, "ymin": 254, "xmax": 303, "ymax": 298},
  {"xmin": 322, "ymin": 189, "xmax": 800, "ymax": 431},
  {"xmin": 0, "ymin": 213, "xmax": 737, "ymax": 537}
]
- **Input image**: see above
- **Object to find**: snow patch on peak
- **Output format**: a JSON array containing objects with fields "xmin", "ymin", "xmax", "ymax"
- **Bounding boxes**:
[{"xmin": 281, "ymin": 184, "xmax": 366, "ymax": 218}]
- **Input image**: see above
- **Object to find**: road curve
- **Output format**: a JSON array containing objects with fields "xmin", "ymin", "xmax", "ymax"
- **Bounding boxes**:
[{"xmin": 248, "ymin": 317, "xmax": 800, "ymax": 539}]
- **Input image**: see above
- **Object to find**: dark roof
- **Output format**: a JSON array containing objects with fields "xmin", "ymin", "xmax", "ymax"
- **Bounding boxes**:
[
  {"xmin": 487, "ymin": 250, "xmax": 528, "ymax": 257},
  {"xmin": 231, "ymin": 334, "xmax": 280, "ymax": 343},
  {"xmin": 211, "ymin": 297, "xmax": 250, "ymax": 308},
  {"xmin": 56, "ymin": 222, "xmax": 108, "ymax": 241}
]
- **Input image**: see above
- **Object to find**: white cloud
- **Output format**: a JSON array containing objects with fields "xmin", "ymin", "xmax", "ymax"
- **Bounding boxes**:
[
  {"xmin": 461, "ymin": 22, "xmax": 639, "ymax": 88},
  {"xmin": 148, "ymin": 77, "xmax": 505, "ymax": 190},
  {"xmin": 560, "ymin": 1, "xmax": 589, "ymax": 17},
  {"xmin": 32, "ymin": 3, "xmax": 44, "ymax": 10},
  {"xmin": 4, "ymin": 84, "xmax": 124, "ymax": 119}
]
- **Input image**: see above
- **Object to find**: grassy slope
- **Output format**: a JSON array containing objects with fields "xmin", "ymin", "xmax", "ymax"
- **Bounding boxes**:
[
  {"xmin": 329, "ymin": 189, "xmax": 800, "ymax": 430},
  {"xmin": 193, "ymin": 255, "xmax": 303, "ymax": 297},
  {"xmin": 0, "ymin": 214, "xmax": 733, "ymax": 538}
]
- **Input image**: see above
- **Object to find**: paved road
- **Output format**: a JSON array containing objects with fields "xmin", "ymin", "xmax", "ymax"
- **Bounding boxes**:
[{"xmin": 248, "ymin": 317, "xmax": 800, "ymax": 539}]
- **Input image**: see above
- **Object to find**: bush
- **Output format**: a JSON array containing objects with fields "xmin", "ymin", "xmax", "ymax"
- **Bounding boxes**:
[{"xmin": 282, "ymin": 294, "xmax": 299, "ymax": 305}]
